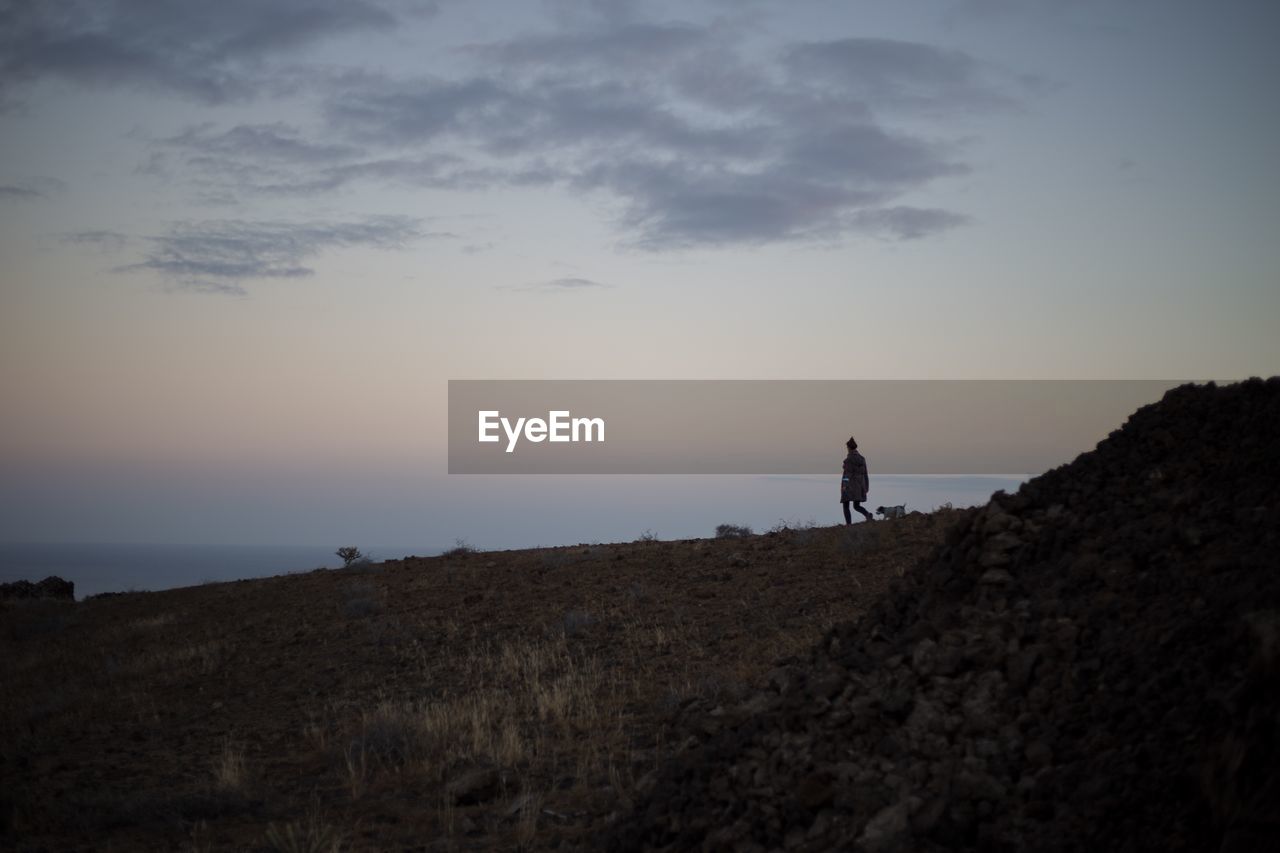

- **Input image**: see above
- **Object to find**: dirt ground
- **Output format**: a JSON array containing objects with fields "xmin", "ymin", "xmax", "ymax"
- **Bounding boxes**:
[{"xmin": 1, "ymin": 511, "xmax": 964, "ymax": 852}]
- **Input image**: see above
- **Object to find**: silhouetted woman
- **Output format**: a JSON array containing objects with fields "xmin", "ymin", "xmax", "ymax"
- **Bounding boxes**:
[{"xmin": 841, "ymin": 436, "xmax": 873, "ymax": 524}]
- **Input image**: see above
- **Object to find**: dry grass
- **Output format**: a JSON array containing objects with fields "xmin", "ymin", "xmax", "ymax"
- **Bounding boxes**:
[
  {"xmin": 264, "ymin": 802, "xmax": 344, "ymax": 853},
  {"xmin": 123, "ymin": 638, "xmax": 227, "ymax": 677},
  {"xmin": 334, "ymin": 632, "xmax": 617, "ymax": 795},
  {"xmin": 212, "ymin": 739, "xmax": 248, "ymax": 793},
  {"xmin": 513, "ymin": 789, "xmax": 545, "ymax": 849}
]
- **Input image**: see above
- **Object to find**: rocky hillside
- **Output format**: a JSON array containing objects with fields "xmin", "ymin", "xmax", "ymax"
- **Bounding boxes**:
[{"xmin": 603, "ymin": 378, "xmax": 1280, "ymax": 852}]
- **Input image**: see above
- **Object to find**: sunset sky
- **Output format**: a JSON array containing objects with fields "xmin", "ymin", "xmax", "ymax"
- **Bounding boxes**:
[{"xmin": 2, "ymin": 0, "xmax": 1277, "ymax": 549}]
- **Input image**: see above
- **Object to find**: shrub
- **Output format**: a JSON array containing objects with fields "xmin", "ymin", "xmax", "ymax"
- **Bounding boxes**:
[
  {"xmin": 335, "ymin": 546, "xmax": 364, "ymax": 568},
  {"xmin": 715, "ymin": 524, "xmax": 752, "ymax": 539},
  {"xmin": 442, "ymin": 538, "xmax": 475, "ymax": 557},
  {"xmin": 768, "ymin": 517, "xmax": 818, "ymax": 534},
  {"xmin": 636, "ymin": 530, "xmax": 658, "ymax": 542}
]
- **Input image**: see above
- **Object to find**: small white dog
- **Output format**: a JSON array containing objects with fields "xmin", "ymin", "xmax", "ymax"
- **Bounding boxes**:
[{"xmin": 876, "ymin": 504, "xmax": 906, "ymax": 519}]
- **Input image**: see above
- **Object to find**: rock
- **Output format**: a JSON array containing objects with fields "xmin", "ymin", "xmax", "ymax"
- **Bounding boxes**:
[
  {"xmin": 808, "ymin": 666, "xmax": 847, "ymax": 700},
  {"xmin": 904, "ymin": 696, "xmax": 945, "ymax": 739},
  {"xmin": 978, "ymin": 532, "xmax": 1023, "ymax": 568},
  {"xmin": 911, "ymin": 795, "xmax": 949, "ymax": 835},
  {"xmin": 859, "ymin": 800, "xmax": 911, "ymax": 853},
  {"xmin": 767, "ymin": 666, "xmax": 800, "ymax": 695},
  {"xmin": 978, "ymin": 549, "xmax": 1011, "ymax": 569},
  {"xmin": 911, "ymin": 638, "xmax": 938, "ymax": 676},
  {"xmin": 505, "ymin": 792, "xmax": 541, "ymax": 817},
  {"xmin": 447, "ymin": 766, "xmax": 501, "ymax": 805},
  {"xmin": 984, "ymin": 508, "xmax": 1016, "ymax": 534},
  {"xmin": 795, "ymin": 773, "xmax": 833, "ymax": 810},
  {"xmin": 1007, "ymin": 645, "xmax": 1042, "ymax": 690},
  {"xmin": 954, "ymin": 765, "xmax": 1007, "ymax": 803},
  {"xmin": 1025, "ymin": 741, "xmax": 1053, "ymax": 768}
]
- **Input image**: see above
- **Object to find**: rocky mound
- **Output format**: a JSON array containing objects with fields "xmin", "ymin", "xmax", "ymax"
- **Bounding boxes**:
[
  {"xmin": 0, "ymin": 575, "xmax": 74, "ymax": 602},
  {"xmin": 602, "ymin": 378, "xmax": 1280, "ymax": 852}
]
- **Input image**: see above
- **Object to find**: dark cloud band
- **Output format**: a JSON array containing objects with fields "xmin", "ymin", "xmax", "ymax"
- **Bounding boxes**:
[
  {"xmin": 0, "ymin": 0, "xmax": 406, "ymax": 103},
  {"xmin": 117, "ymin": 215, "xmax": 424, "ymax": 294}
]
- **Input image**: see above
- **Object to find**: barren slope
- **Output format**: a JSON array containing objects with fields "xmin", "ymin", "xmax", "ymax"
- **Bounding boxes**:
[{"xmin": 2, "ymin": 512, "xmax": 961, "ymax": 851}]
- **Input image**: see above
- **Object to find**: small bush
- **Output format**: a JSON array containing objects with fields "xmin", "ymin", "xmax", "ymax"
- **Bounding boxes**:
[
  {"xmin": 715, "ymin": 523, "xmax": 752, "ymax": 539},
  {"xmin": 636, "ymin": 530, "xmax": 658, "ymax": 542},
  {"xmin": 768, "ymin": 517, "xmax": 818, "ymax": 534},
  {"xmin": 335, "ymin": 546, "xmax": 363, "ymax": 568},
  {"xmin": 442, "ymin": 538, "xmax": 475, "ymax": 557}
]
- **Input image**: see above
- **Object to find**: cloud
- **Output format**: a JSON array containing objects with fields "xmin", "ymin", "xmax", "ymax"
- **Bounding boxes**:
[
  {"xmin": 0, "ymin": 185, "xmax": 42, "ymax": 200},
  {"xmin": 59, "ymin": 229, "xmax": 130, "ymax": 252},
  {"xmin": 162, "ymin": 123, "xmax": 363, "ymax": 164},
  {"xmin": 466, "ymin": 22, "xmax": 708, "ymax": 70},
  {"xmin": 847, "ymin": 206, "xmax": 971, "ymax": 240},
  {"xmin": 783, "ymin": 37, "xmax": 1021, "ymax": 114},
  {"xmin": 508, "ymin": 277, "xmax": 614, "ymax": 293},
  {"xmin": 118, "ymin": 215, "xmax": 424, "ymax": 293},
  {"xmin": 0, "ymin": 0, "xmax": 407, "ymax": 104},
  {"xmin": 0, "ymin": 176, "xmax": 67, "ymax": 200},
  {"xmin": 147, "ymin": 121, "xmax": 483, "ymax": 196},
  {"xmin": 308, "ymin": 23, "xmax": 1003, "ymax": 248},
  {"xmin": 325, "ymin": 74, "xmax": 774, "ymax": 160},
  {"xmin": 256, "ymin": 155, "xmax": 480, "ymax": 195},
  {"xmin": 935, "ymin": 0, "xmax": 1154, "ymax": 42},
  {"xmin": 559, "ymin": 121, "xmax": 966, "ymax": 248}
]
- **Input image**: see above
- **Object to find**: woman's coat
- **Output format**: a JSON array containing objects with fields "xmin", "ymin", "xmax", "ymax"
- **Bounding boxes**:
[{"xmin": 841, "ymin": 451, "xmax": 869, "ymax": 502}]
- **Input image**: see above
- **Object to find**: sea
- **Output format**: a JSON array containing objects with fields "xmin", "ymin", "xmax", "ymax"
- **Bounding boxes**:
[
  {"xmin": 0, "ymin": 475, "xmax": 1027, "ymax": 600},
  {"xmin": 0, "ymin": 543, "xmax": 442, "ymax": 600}
]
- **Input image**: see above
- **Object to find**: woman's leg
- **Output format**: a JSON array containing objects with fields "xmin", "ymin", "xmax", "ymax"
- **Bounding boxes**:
[
  {"xmin": 841, "ymin": 500, "xmax": 852, "ymax": 525},
  {"xmin": 853, "ymin": 501, "xmax": 874, "ymax": 521}
]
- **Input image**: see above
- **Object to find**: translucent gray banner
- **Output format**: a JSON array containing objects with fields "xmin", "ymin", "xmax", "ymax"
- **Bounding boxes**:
[{"xmin": 447, "ymin": 380, "xmax": 1185, "ymax": 474}]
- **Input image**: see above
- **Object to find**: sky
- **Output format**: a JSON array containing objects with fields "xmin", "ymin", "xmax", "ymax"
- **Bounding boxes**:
[{"xmin": 1, "ymin": 0, "xmax": 1277, "ymax": 550}]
